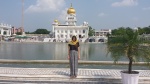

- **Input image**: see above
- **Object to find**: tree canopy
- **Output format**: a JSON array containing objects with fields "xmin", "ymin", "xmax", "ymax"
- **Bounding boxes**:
[
  {"xmin": 111, "ymin": 26, "xmax": 150, "ymax": 35},
  {"xmin": 138, "ymin": 26, "xmax": 150, "ymax": 35},
  {"xmin": 34, "ymin": 29, "xmax": 50, "ymax": 34},
  {"xmin": 16, "ymin": 32, "xmax": 22, "ymax": 35},
  {"xmin": 108, "ymin": 28, "xmax": 150, "ymax": 74},
  {"xmin": 25, "ymin": 29, "xmax": 50, "ymax": 34},
  {"xmin": 88, "ymin": 26, "xmax": 95, "ymax": 36}
]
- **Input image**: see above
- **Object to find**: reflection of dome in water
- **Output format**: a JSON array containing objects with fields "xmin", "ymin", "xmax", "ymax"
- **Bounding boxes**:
[{"xmin": 67, "ymin": 4, "xmax": 76, "ymax": 14}]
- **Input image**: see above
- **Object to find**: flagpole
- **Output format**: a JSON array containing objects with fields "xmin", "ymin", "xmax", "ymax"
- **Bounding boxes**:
[{"xmin": 22, "ymin": 0, "xmax": 24, "ymax": 35}]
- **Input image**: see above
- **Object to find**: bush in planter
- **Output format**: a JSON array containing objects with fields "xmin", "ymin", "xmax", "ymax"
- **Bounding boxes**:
[{"xmin": 107, "ymin": 28, "xmax": 150, "ymax": 84}]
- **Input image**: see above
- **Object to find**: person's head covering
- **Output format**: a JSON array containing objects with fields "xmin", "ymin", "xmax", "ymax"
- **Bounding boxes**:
[{"xmin": 69, "ymin": 36, "xmax": 78, "ymax": 45}]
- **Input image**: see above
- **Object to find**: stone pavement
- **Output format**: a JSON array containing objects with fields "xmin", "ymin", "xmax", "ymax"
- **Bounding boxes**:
[{"xmin": 0, "ymin": 67, "xmax": 150, "ymax": 84}]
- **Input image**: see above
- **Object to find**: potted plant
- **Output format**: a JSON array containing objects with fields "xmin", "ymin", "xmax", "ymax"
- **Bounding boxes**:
[{"xmin": 107, "ymin": 28, "xmax": 150, "ymax": 84}]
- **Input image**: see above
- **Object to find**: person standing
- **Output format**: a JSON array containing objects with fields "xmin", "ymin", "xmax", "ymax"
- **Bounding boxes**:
[{"xmin": 68, "ymin": 36, "xmax": 80, "ymax": 78}]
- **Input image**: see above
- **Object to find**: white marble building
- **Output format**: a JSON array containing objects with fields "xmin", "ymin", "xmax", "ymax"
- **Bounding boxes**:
[
  {"xmin": 0, "ymin": 23, "xmax": 12, "ymax": 36},
  {"xmin": 94, "ymin": 29, "xmax": 111, "ymax": 37},
  {"xmin": 50, "ymin": 4, "xmax": 89, "ymax": 42},
  {"xmin": 88, "ymin": 29, "xmax": 111, "ymax": 43}
]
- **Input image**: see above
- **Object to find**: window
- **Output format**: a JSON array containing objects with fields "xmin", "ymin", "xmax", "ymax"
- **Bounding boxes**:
[
  {"xmin": 79, "ymin": 30, "xmax": 81, "ymax": 33},
  {"xmin": 61, "ymin": 35, "xmax": 63, "ymax": 38},
  {"xmin": 70, "ymin": 30, "xmax": 73, "ymax": 33},
  {"xmin": 65, "ymin": 30, "xmax": 67, "ymax": 33},
  {"xmin": 0, "ymin": 30, "xmax": 1, "ymax": 34},
  {"xmin": 57, "ymin": 35, "xmax": 60, "ymax": 38},
  {"xmin": 65, "ymin": 35, "xmax": 67, "ymax": 38},
  {"xmin": 79, "ymin": 35, "xmax": 82, "ymax": 38},
  {"xmin": 61, "ymin": 30, "xmax": 63, "ymax": 33},
  {"xmin": 57, "ymin": 30, "xmax": 59, "ymax": 33},
  {"xmin": 83, "ymin": 30, "xmax": 85, "ymax": 33},
  {"xmin": 75, "ymin": 30, "xmax": 77, "ymax": 33},
  {"xmin": 3, "ymin": 31, "xmax": 7, "ymax": 35},
  {"xmin": 70, "ymin": 34, "xmax": 72, "ymax": 38}
]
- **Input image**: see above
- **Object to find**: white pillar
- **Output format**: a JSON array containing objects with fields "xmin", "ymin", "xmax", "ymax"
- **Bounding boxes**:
[
  {"xmin": 1, "ymin": 29, "xmax": 3, "ymax": 35},
  {"xmin": 7, "ymin": 30, "xmax": 8, "ymax": 36},
  {"xmin": 55, "ymin": 30, "xmax": 57, "ymax": 39},
  {"xmin": 0, "ymin": 29, "xmax": 1, "ymax": 35},
  {"xmin": 52, "ymin": 26, "xmax": 54, "ymax": 32},
  {"xmin": 67, "ymin": 29, "xmax": 70, "ymax": 39},
  {"xmin": 86, "ymin": 29, "xmax": 88, "ymax": 38},
  {"xmin": 9, "ymin": 29, "xmax": 11, "ymax": 36}
]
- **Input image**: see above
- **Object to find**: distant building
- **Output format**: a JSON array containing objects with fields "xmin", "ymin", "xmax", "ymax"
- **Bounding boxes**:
[
  {"xmin": 0, "ymin": 23, "xmax": 12, "ymax": 36},
  {"xmin": 11, "ymin": 26, "xmax": 24, "ymax": 35},
  {"xmin": 88, "ymin": 29, "xmax": 111, "ymax": 43},
  {"xmin": 94, "ymin": 29, "xmax": 111, "ymax": 37},
  {"xmin": 50, "ymin": 4, "xmax": 89, "ymax": 42}
]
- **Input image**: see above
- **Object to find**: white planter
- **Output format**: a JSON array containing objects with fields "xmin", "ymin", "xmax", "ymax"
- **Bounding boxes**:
[{"xmin": 121, "ymin": 71, "xmax": 139, "ymax": 84}]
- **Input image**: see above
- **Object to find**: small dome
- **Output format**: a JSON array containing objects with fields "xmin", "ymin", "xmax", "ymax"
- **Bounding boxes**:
[
  {"xmin": 54, "ymin": 19, "xmax": 58, "ymax": 23},
  {"xmin": 67, "ymin": 4, "xmax": 76, "ymax": 14}
]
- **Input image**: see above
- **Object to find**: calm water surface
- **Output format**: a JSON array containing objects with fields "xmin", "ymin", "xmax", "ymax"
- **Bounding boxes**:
[
  {"xmin": 0, "ymin": 42, "xmax": 149, "ymax": 70},
  {"xmin": 0, "ymin": 42, "xmax": 112, "ymax": 61}
]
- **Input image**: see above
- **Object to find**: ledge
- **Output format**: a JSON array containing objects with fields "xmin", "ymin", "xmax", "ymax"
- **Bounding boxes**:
[{"xmin": 0, "ymin": 59, "xmax": 147, "ymax": 65}]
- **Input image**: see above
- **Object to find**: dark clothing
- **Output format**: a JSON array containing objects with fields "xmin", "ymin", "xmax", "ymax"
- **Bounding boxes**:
[
  {"xmin": 68, "ymin": 42, "xmax": 79, "ymax": 51},
  {"xmin": 68, "ymin": 41, "xmax": 79, "ymax": 77},
  {"xmin": 69, "ymin": 50, "xmax": 78, "ymax": 76}
]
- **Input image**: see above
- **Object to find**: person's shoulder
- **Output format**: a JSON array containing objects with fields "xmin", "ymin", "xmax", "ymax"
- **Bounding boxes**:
[{"xmin": 68, "ymin": 41, "xmax": 72, "ymax": 45}]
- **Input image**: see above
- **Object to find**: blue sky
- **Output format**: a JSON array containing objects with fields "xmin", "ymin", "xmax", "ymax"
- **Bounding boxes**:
[{"xmin": 0, "ymin": 0, "xmax": 150, "ymax": 32}]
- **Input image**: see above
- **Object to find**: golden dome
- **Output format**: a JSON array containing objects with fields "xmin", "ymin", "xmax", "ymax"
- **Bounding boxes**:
[
  {"xmin": 67, "ymin": 4, "xmax": 76, "ymax": 14},
  {"xmin": 54, "ymin": 19, "xmax": 58, "ymax": 23}
]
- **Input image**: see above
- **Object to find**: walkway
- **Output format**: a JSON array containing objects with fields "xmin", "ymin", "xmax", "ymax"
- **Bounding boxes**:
[{"xmin": 0, "ymin": 67, "xmax": 150, "ymax": 84}]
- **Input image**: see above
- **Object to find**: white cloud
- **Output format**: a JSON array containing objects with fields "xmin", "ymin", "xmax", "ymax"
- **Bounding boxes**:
[
  {"xmin": 98, "ymin": 12, "xmax": 106, "ymax": 17},
  {"xmin": 25, "ymin": 0, "xmax": 65, "ymax": 13},
  {"xmin": 112, "ymin": 0, "xmax": 138, "ymax": 7},
  {"xmin": 143, "ymin": 7, "xmax": 150, "ymax": 10},
  {"xmin": 58, "ymin": 8, "xmax": 68, "ymax": 22}
]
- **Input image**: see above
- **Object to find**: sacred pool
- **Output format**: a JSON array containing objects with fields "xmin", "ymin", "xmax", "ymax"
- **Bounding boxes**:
[{"xmin": 0, "ymin": 42, "xmax": 148, "ymax": 70}]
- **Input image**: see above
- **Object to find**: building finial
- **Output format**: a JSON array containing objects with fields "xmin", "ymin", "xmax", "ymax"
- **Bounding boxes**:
[{"xmin": 71, "ymin": 3, "xmax": 72, "ymax": 7}]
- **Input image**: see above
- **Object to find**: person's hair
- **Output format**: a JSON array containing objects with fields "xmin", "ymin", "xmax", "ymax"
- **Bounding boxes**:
[{"xmin": 72, "ymin": 36, "xmax": 77, "ymax": 41}]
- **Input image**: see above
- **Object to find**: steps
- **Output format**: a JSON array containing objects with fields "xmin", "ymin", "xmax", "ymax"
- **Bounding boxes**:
[
  {"xmin": 0, "ymin": 76, "xmax": 149, "ymax": 84},
  {"xmin": 0, "ymin": 77, "xmax": 121, "ymax": 84},
  {"xmin": 0, "ymin": 67, "xmax": 150, "ymax": 84}
]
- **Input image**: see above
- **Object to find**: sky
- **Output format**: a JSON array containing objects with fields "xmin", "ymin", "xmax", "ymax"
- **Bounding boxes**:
[{"xmin": 0, "ymin": 0, "xmax": 150, "ymax": 32}]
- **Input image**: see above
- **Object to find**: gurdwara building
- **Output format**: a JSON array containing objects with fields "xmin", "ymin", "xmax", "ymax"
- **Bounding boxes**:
[{"xmin": 50, "ymin": 4, "xmax": 89, "ymax": 42}]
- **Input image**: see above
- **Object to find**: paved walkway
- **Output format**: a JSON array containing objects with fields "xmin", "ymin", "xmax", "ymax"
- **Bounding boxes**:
[{"xmin": 0, "ymin": 67, "xmax": 150, "ymax": 84}]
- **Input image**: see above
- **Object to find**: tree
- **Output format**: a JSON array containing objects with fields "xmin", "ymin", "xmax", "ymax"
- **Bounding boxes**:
[
  {"xmin": 16, "ymin": 32, "xmax": 22, "ymax": 35},
  {"xmin": 143, "ymin": 27, "xmax": 150, "ymax": 34},
  {"xmin": 137, "ymin": 27, "xmax": 144, "ymax": 35},
  {"xmin": 137, "ymin": 26, "xmax": 150, "ymax": 35},
  {"xmin": 111, "ymin": 27, "xmax": 126, "ymax": 35},
  {"xmin": 25, "ymin": 31, "xmax": 34, "ymax": 34},
  {"xmin": 34, "ymin": 29, "xmax": 50, "ymax": 34},
  {"xmin": 107, "ymin": 28, "xmax": 150, "ymax": 74},
  {"xmin": 88, "ymin": 26, "xmax": 95, "ymax": 36}
]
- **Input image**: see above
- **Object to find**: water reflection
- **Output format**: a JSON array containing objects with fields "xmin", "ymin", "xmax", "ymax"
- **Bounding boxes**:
[{"xmin": 0, "ymin": 43, "xmax": 112, "ymax": 61}]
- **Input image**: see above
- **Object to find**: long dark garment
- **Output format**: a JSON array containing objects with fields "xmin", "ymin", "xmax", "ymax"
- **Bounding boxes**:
[{"xmin": 69, "ymin": 50, "xmax": 78, "ymax": 76}]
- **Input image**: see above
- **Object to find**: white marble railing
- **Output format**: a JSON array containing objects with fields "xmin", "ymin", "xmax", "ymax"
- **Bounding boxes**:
[{"xmin": 0, "ymin": 23, "xmax": 11, "ymax": 28}]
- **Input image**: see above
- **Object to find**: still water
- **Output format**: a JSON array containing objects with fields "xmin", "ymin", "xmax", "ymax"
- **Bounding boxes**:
[
  {"xmin": 0, "ymin": 42, "xmax": 112, "ymax": 61},
  {"xmin": 0, "ymin": 42, "xmax": 149, "ymax": 70}
]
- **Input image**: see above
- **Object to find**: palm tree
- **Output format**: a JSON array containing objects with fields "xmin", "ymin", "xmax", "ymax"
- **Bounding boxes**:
[{"xmin": 107, "ymin": 28, "xmax": 150, "ymax": 74}]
